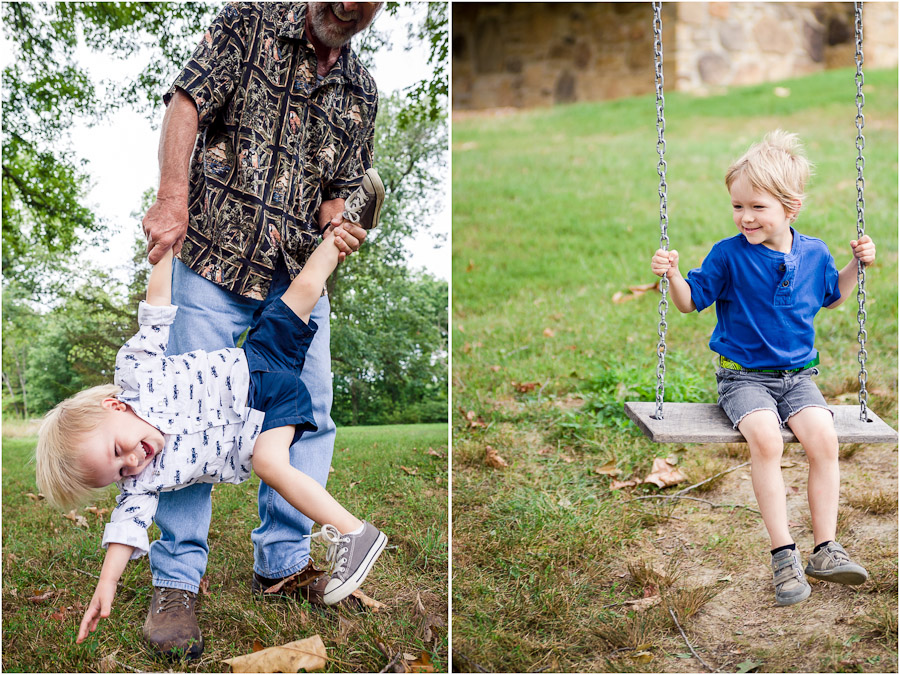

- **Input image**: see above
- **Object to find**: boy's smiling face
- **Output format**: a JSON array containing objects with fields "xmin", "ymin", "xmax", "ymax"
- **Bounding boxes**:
[
  {"xmin": 76, "ymin": 399, "xmax": 165, "ymax": 487},
  {"xmin": 729, "ymin": 174, "xmax": 797, "ymax": 253}
]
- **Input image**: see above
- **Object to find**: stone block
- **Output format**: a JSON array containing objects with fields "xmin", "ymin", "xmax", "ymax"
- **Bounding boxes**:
[
  {"xmin": 698, "ymin": 52, "xmax": 730, "ymax": 84},
  {"xmin": 719, "ymin": 21, "xmax": 746, "ymax": 52},
  {"xmin": 753, "ymin": 16, "xmax": 794, "ymax": 54}
]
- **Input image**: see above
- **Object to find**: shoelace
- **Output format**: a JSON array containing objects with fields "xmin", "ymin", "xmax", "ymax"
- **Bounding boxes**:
[
  {"xmin": 341, "ymin": 190, "xmax": 367, "ymax": 224},
  {"xmin": 308, "ymin": 524, "xmax": 349, "ymax": 576},
  {"xmin": 156, "ymin": 588, "xmax": 192, "ymax": 613}
]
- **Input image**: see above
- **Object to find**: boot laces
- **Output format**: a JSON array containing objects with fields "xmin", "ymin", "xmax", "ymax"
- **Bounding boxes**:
[
  {"xmin": 156, "ymin": 588, "xmax": 193, "ymax": 613},
  {"xmin": 342, "ymin": 189, "xmax": 368, "ymax": 224}
]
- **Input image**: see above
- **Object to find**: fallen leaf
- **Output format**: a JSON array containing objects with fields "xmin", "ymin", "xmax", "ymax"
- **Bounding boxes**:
[
  {"xmin": 630, "ymin": 651, "xmax": 653, "ymax": 664},
  {"xmin": 27, "ymin": 589, "xmax": 56, "ymax": 603},
  {"xmin": 512, "ymin": 381, "xmax": 539, "ymax": 393},
  {"xmin": 465, "ymin": 260, "xmax": 475, "ymax": 272},
  {"xmin": 49, "ymin": 606, "xmax": 70, "ymax": 621},
  {"xmin": 63, "ymin": 510, "xmax": 89, "ymax": 528},
  {"xmin": 543, "ymin": 327, "xmax": 555, "ymax": 338},
  {"xmin": 397, "ymin": 651, "xmax": 435, "ymax": 673},
  {"xmin": 336, "ymin": 615, "xmax": 357, "ymax": 645},
  {"xmin": 557, "ymin": 496, "xmax": 572, "ymax": 507},
  {"xmin": 484, "ymin": 446, "xmax": 508, "ymax": 469},
  {"xmin": 613, "ymin": 280, "xmax": 660, "ymax": 304},
  {"xmin": 199, "ymin": 576, "xmax": 210, "ymax": 595},
  {"xmin": 223, "ymin": 634, "xmax": 327, "ymax": 673},
  {"xmin": 463, "ymin": 409, "xmax": 487, "ymax": 429},
  {"xmin": 425, "ymin": 448, "xmax": 443, "ymax": 458},
  {"xmin": 773, "ymin": 86, "xmax": 791, "ymax": 98},
  {"xmin": 83, "ymin": 506, "xmax": 110, "ymax": 518},
  {"xmin": 489, "ymin": 365, "xmax": 501, "ymax": 372},
  {"xmin": 594, "ymin": 459, "xmax": 621, "ymax": 476},
  {"xmin": 98, "ymin": 654, "xmax": 118, "ymax": 671},
  {"xmin": 263, "ymin": 561, "xmax": 325, "ymax": 596},
  {"xmin": 736, "ymin": 661, "xmax": 762, "ymax": 673},
  {"xmin": 350, "ymin": 588, "xmax": 385, "ymax": 611},
  {"xmin": 25, "ymin": 492, "xmax": 44, "ymax": 502},
  {"xmin": 413, "ymin": 593, "xmax": 445, "ymax": 643},
  {"xmin": 252, "ymin": 639, "xmax": 265, "ymax": 653},
  {"xmin": 329, "ymin": 466, "xmax": 335, "ymax": 473},
  {"xmin": 624, "ymin": 596, "xmax": 662, "ymax": 611},
  {"xmin": 399, "ymin": 466, "xmax": 418, "ymax": 476},
  {"xmin": 610, "ymin": 478, "xmax": 640, "ymax": 490},
  {"xmin": 642, "ymin": 457, "xmax": 687, "ymax": 488},
  {"xmin": 537, "ymin": 447, "xmax": 553, "ymax": 456}
]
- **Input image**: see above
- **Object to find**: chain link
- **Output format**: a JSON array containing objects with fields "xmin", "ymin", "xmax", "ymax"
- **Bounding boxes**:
[
  {"xmin": 652, "ymin": 1, "xmax": 669, "ymax": 420},
  {"xmin": 854, "ymin": 1, "xmax": 869, "ymax": 422}
]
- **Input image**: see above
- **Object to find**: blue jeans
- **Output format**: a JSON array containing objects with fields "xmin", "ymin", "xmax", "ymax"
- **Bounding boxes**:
[{"xmin": 149, "ymin": 259, "xmax": 336, "ymax": 593}]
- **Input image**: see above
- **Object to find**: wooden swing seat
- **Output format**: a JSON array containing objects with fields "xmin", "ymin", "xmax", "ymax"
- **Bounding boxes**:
[{"xmin": 624, "ymin": 401, "xmax": 898, "ymax": 444}]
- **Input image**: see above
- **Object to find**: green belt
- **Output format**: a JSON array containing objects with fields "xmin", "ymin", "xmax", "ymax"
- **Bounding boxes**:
[{"xmin": 717, "ymin": 353, "xmax": 820, "ymax": 375}]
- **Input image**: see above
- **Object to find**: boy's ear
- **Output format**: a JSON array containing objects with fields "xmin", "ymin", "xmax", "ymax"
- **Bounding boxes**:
[
  {"xmin": 101, "ymin": 398, "xmax": 126, "ymax": 411},
  {"xmin": 789, "ymin": 200, "xmax": 802, "ymax": 220}
]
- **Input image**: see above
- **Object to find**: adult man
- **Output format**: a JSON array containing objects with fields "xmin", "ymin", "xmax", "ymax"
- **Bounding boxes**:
[{"xmin": 140, "ymin": 2, "xmax": 383, "ymax": 657}]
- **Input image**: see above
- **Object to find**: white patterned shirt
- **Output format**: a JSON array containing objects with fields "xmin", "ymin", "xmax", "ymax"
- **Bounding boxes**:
[{"xmin": 101, "ymin": 302, "xmax": 265, "ymax": 558}]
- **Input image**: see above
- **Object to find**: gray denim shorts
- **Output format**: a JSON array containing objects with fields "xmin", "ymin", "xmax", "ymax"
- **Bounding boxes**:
[{"xmin": 716, "ymin": 366, "xmax": 832, "ymax": 429}]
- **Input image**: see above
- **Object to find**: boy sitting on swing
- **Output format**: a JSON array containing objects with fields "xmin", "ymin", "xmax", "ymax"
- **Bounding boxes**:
[
  {"xmin": 650, "ymin": 131, "xmax": 875, "ymax": 606},
  {"xmin": 35, "ymin": 170, "xmax": 389, "ymax": 643}
]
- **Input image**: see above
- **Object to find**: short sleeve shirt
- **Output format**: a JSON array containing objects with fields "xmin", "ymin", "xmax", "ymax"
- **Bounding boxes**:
[
  {"xmin": 685, "ymin": 230, "xmax": 841, "ymax": 369},
  {"xmin": 166, "ymin": 2, "xmax": 378, "ymax": 299}
]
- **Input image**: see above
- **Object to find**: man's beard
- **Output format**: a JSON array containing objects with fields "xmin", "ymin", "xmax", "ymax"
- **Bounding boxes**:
[{"xmin": 307, "ymin": 2, "xmax": 373, "ymax": 49}]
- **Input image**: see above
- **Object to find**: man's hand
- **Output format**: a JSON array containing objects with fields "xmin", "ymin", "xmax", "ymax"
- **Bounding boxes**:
[
  {"xmin": 143, "ymin": 196, "xmax": 189, "ymax": 265},
  {"xmin": 76, "ymin": 579, "xmax": 117, "ymax": 643}
]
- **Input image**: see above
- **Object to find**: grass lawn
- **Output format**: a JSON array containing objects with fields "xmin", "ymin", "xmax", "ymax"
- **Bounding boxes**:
[
  {"xmin": 2, "ymin": 420, "xmax": 447, "ymax": 672},
  {"xmin": 453, "ymin": 67, "xmax": 898, "ymax": 673}
]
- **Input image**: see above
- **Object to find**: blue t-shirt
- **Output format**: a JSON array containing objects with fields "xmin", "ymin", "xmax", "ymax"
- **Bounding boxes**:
[{"xmin": 685, "ymin": 230, "xmax": 841, "ymax": 369}]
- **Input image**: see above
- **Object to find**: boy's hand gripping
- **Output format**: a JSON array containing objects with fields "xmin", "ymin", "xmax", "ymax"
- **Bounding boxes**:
[
  {"xmin": 651, "ymin": 248, "xmax": 680, "ymax": 279},
  {"xmin": 850, "ymin": 234, "xmax": 876, "ymax": 266},
  {"xmin": 76, "ymin": 579, "xmax": 117, "ymax": 643}
]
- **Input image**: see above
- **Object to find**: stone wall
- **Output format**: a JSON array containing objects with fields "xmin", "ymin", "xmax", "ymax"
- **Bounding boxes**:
[{"xmin": 452, "ymin": 2, "xmax": 898, "ymax": 111}]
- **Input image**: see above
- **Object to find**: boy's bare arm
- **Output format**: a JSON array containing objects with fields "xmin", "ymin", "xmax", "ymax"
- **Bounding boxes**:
[
  {"xmin": 75, "ymin": 543, "xmax": 134, "ymax": 643},
  {"xmin": 279, "ymin": 230, "xmax": 343, "ymax": 323},
  {"xmin": 827, "ymin": 235, "xmax": 876, "ymax": 309},
  {"xmin": 651, "ymin": 248, "xmax": 696, "ymax": 313},
  {"xmin": 146, "ymin": 248, "xmax": 174, "ymax": 307}
]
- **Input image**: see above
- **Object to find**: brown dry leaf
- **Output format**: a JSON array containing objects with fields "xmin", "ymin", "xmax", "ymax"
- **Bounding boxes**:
[
  {"xmin": 49, "ymin": 606, "xmax": 69, "ymax": 621},
  {"xmin": 610, "ymin": 478, "xmax": 640, "ymax": 490},
  {"xmin": 543, "ymin": 327, "xmax": 555, "ymax": 338},
  {"xmin": 397, "ymin": 651, "xmax": 435, "ymax": 673},
  {"xmin": 612, "ymin": 280, "xmax": 660, "ymax": 304},
  {"xmin": 27, "ymin": 589, "xmax": 56, "ymax": 603},
  {"xmin": 63, "ymin": 510, "xmax": 90, "ymax": 528},
  {"xmin": 400, "ymin": 465, "xmax": 418, "ymax": 476},
  {"xmin": 465, "ymin": 260, "xmax": 475, "ymax": 272},
  {"xmin": 98, "ymin": 653, "xmax": 118, "ymax": 672},
  {"xmin": 489, "ymin": 365, "xmax": 501, "ymax": 372},
  {"xmin": 83, "ymin": 506, "xmax": 110, "ymax": 518},
  {"xmin": 349, "ymin": 480, "xmax": 361, "ymax": 489},
  {"xmin": 624, "ymin": 596, "xmax": 662, "ymax": 611},
  {"xmin": 264, "ymin": 561, "xmax": 325, "ymax": 595},
  {"xmin": 560, "ymin": 455, "xmax": 575, "ymax": 464},
  {"xmin": 329, "ymin": 466, "xmax": 335, "ymax": 473},
  {"xmin": 25, "ymin": 492, "xmax": 44, "ymax": 502},
  {"xmin": 252, "ymin": 639, "xmax": 265, "ymax": 653},
  {"xmin": 425, "ymin": 448, "xmax": 443, "ymax": 458},
  {"xmin": 463, "ymin": 409, "xmax": 487, "ymax": 429},
  {"xmin": 199, "ymin": 576, "xmax": 210, "ymax": 595},
  {"xmin": 337, "ymin": 616, "xmax": 356, "ymax": 645},
  {"xmin": 484, "ymin": 446, "xmax": 508, "ymax": 469},
  {"xmin": 512, "ymin": 381, "xmax": 539, "ymax": 393},
  {"xmin": 537, "ymin": 447, "xmax": 553, "ymax": 456},
  {"xmin": 642, "ymin": 457, "xmax": 687, "ymax": 488},
  {"xmin": 350, "ymin": 588, "xmax": 386, "ymax": 611},
  {"xmin": 413, "ymin": 593, "xmax": 446, "ymax": 643},
  {"xmin": 594, "ymin": 459, "xmax": 621, "ymax": 476},
  {"xmin": 223, "ymin": 634, "xmax": 327, "ymax": 673}
]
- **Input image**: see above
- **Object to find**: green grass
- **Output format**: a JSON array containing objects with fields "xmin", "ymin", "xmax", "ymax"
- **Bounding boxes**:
[
  {"xmin": 2, "ymin": 423, "xmax": 447, "ymax": 672},
  {"xmin": 453, "ymin": 67, "xmax": 898, "ymax": 673}
]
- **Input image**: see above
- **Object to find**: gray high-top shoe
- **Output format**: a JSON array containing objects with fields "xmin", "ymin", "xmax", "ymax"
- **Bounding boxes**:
[
  {"xmin": 311, "ymin": 522, "xmax": 387, "ymax": 605},
  {"xmin": 341, "ymin": 168, "xmax": 385, "ymax": 230},
  {"xmin": 771, "ymin": 548, "xmax": 811, "ymax": 606}
]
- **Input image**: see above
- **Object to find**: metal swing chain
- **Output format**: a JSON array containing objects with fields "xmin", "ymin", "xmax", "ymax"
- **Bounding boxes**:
[
  {"xmin": 854, "ymin": 1, "xmax": 869, "ymax": 422},
  {"xmin": 652, "ymin": 1, "xmax": 669, "ymax": 420}
]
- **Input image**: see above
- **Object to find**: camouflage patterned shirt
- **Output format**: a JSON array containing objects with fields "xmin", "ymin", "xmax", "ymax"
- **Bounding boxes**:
[{"xmin": 165, "ymin": 2, "xmax": 377, "ymax": 299}]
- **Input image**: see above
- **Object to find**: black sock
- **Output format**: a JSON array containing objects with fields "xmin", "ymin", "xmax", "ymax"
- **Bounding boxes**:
[
  {"xmin": 813, "ymin": 540, "xmax": 833, "ymax": 553},
  {"xmin": 771, "ymin": 543, "xmax": 796, "ymax": 555}
]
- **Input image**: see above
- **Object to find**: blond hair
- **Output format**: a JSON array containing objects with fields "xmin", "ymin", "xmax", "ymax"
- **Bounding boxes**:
[
  {"xmin": 725, "ymin": 130, "xmax": 812, "ymax": 220},
  {"xmin": 35, "ymin": 383, "xmax": 122, "ymax": 510}
]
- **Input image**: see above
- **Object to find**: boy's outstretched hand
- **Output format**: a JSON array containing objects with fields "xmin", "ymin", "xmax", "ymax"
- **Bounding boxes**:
[
  {"xmin": 76, "ymin": 579, "xmax": 117, "ymax": 643},
  {"xmin": 850, "ymin": 234, "xmax": 876, "ymax": 265},
  {"xmin": 651, "ymin": 248, "xmax": 681, "ymax": 278}
]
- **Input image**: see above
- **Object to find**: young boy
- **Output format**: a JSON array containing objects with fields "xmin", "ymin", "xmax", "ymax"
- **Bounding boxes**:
[
  {"xmin": 650, "ymin": 131, "xmax": 876, "ymax": 606},
  {"xmin": 35, "ymin": 170, "xmax": 388, "ymax": 643}
]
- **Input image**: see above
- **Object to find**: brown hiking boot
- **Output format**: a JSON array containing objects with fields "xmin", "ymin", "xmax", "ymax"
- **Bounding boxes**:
[
  {"xmin": 142, "ymin": 587, "xmax": 203, "ymax": 659},
  {"xmin": 251, "ymin": 559, "xmax": 365, "ymax": 611}
]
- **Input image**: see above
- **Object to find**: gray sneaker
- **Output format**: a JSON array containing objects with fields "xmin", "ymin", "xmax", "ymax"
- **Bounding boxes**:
[
  {"xmin": 341, "ymin": 168, "xmax": 385, "ymax": 230},
  {"xmin": 312, "ymin": 522, "xmax": 387, "ymax": 605},
  {"xmin": 805, "ymin": 541, "xmax": 868, "ymax": 585},
  {"xmin": 771, "ymin": 548, "xmax": 811, "ymax": 606}
]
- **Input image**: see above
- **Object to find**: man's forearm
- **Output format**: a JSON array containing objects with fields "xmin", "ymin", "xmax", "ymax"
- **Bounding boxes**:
[{"xmin": 157, "ymin": 90, "xmax": 199, "ymax": 201}]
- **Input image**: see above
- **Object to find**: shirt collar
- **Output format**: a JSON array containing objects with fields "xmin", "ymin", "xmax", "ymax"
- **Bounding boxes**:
[{"xmin": 275, "ymin": 3, "xmax": 355, "ymax": 83}]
